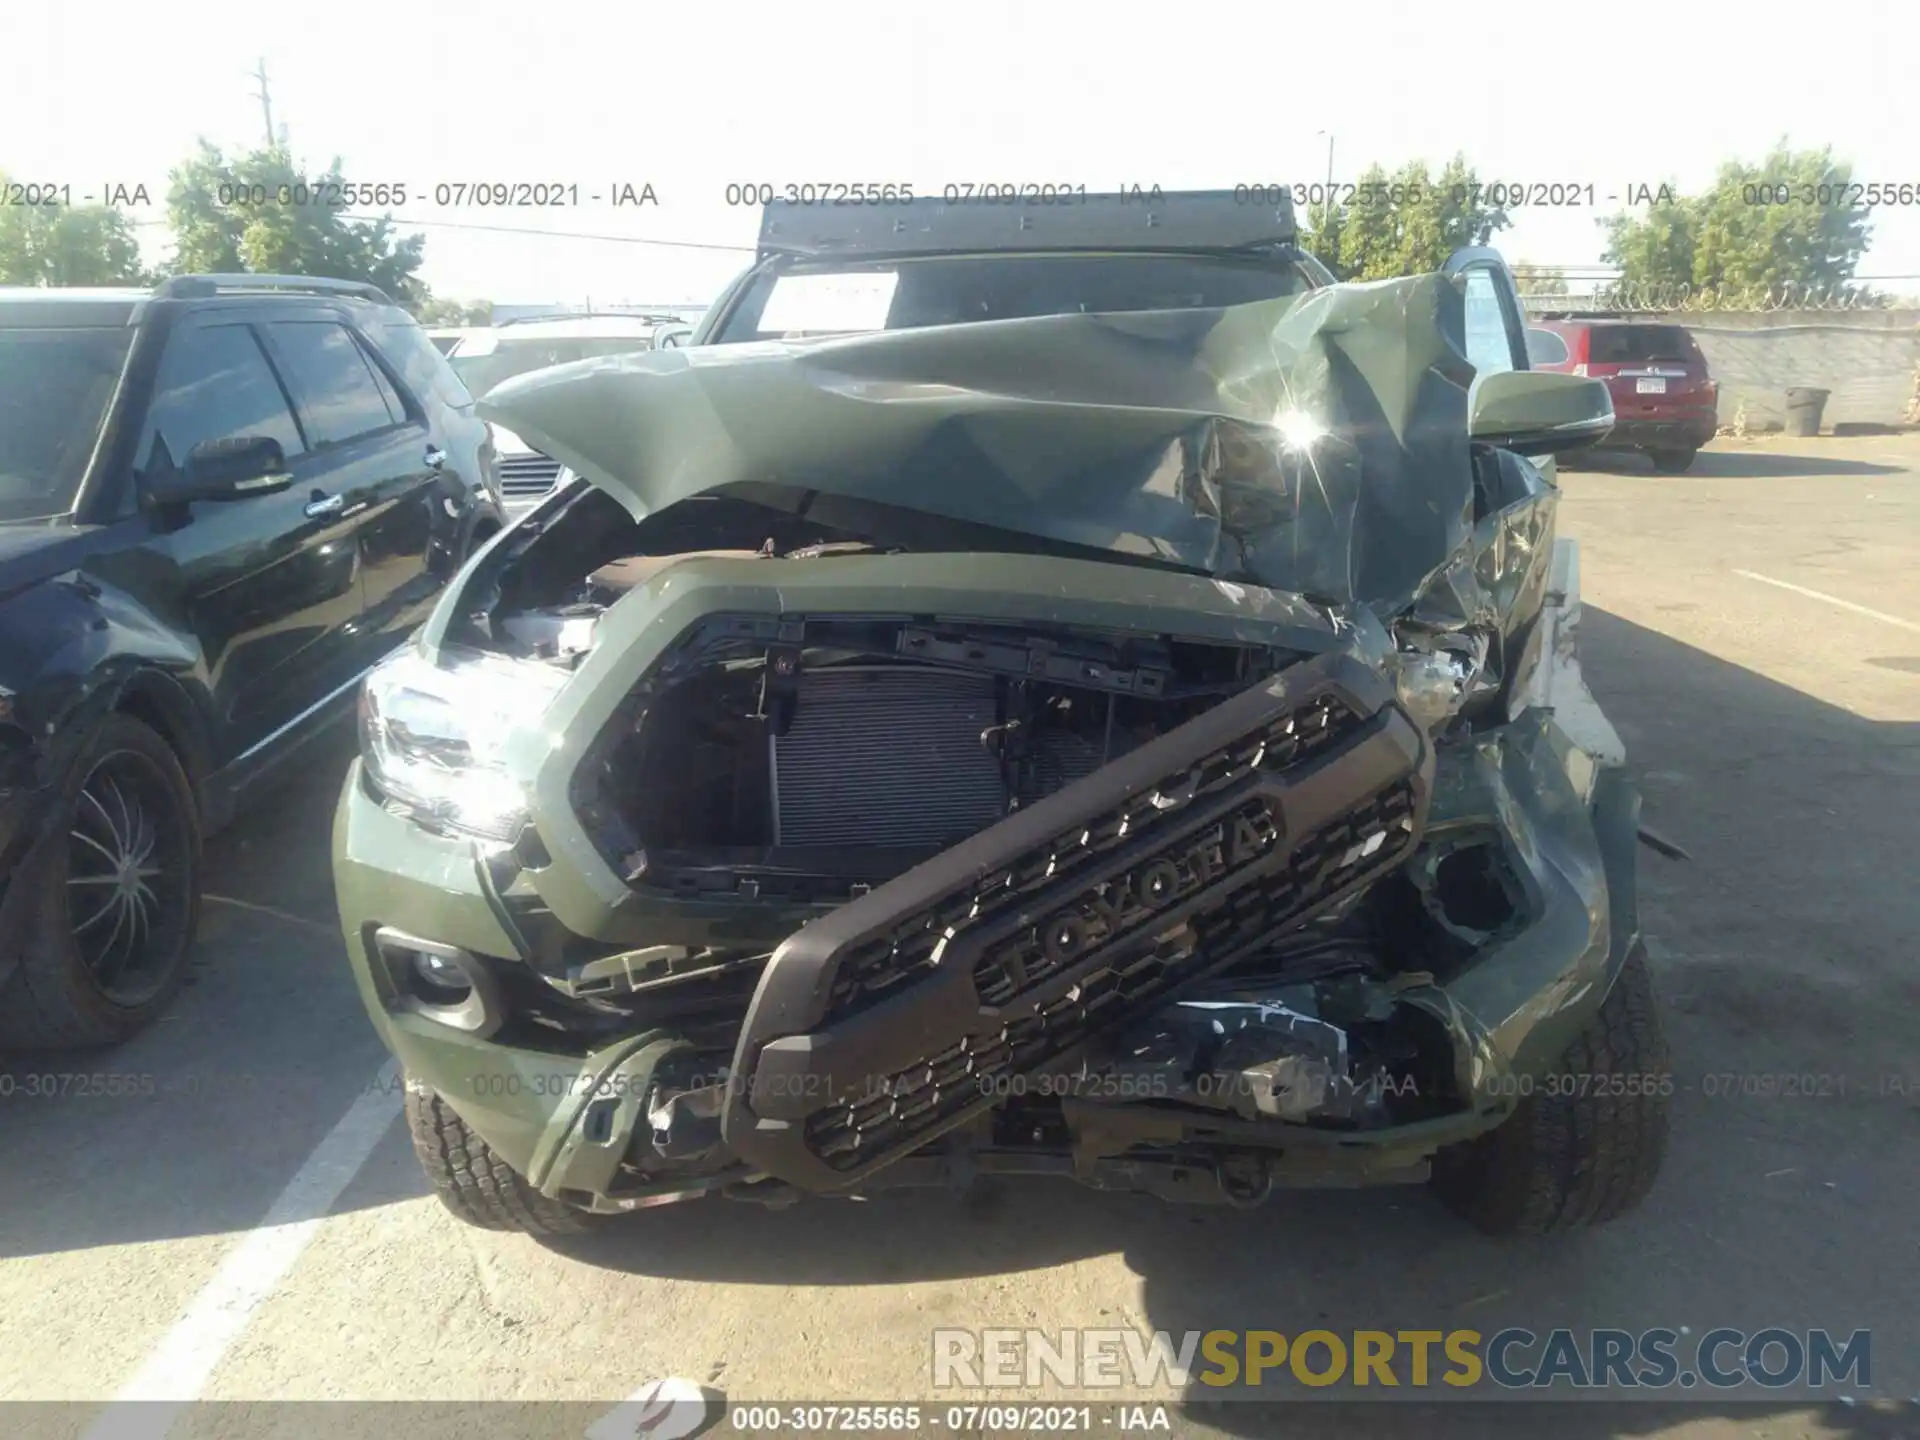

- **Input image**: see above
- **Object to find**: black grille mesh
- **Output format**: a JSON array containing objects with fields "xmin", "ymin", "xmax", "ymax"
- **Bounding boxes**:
[{"xmin": 803, "ymin": 782, "xmax": 1418, "ymax": 1170}]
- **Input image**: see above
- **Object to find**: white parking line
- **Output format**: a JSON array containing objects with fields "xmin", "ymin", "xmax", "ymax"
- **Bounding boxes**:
[
  {"xmin": 81, "ymin": 1060, "xmax": 402, "ymax": 1440},
  {"xmin": 1732, "ymin": 570, "xmax": 1920, "ymax": 635},
  {"xmin": 202, "ymin": 893, "xmax": 341, "ymax": 938}
]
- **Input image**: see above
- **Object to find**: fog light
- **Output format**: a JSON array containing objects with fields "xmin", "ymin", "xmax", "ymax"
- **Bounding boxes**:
[
  {"xmin": 412, "ymin": 949, "xmax": 473, "ymax": 999},
  {"xmin": 372, "ymin": 927, "xmax": 504, "ymax": 1038}
]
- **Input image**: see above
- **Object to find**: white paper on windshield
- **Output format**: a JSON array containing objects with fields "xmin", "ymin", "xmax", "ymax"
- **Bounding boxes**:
[{"xmin": 758, "ymin": 272, "xmax": 899, "ymax": 334}]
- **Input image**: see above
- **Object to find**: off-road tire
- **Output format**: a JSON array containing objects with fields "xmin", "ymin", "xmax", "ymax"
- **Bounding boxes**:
[
  {"xmin": 404, "ymin": 1076, "xmax": 598, "ymax": 1235},
  {"xmin": 1431, "ymin": 945, "xmax": 1671, "ymax": 1236},
  {"xmin": 1648, "ymin": 447, "xmax": 1697, "ymax": 474},
  {"xmin": 0, "ymin": 714, "xmax": 201, "ymax": 1049}
]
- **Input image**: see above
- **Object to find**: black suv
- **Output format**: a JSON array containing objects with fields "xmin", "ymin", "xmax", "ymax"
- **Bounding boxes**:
[{"xmin": 0, "ymin": 274, "xmax": 504, "ymax": 1048}]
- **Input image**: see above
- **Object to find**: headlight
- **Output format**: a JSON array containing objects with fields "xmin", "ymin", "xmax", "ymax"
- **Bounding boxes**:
[
  {"xmin": 358, "ymin": 647, "xmax": 570, "ymax": 841},
  {"xmin": 1391, "ymin": 629, "xmax": 1492, "ymax": 733}
]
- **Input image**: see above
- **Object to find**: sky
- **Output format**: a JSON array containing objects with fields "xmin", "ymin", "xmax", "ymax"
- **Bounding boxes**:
[{"xmin": 7, "ymin": 0, "xmax": 1919, "ymax": 307}]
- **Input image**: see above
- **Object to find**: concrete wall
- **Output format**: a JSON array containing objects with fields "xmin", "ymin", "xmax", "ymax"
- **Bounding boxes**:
[{"xmin": 1646, "ymin": 309, "xmax": 1920, "ymax": 429}]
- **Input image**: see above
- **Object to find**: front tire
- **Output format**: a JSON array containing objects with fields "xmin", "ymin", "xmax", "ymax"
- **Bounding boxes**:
[
  {"xmin": 0, "ymin": 714, "xmax": 201, "ymax": 1048},
  {"xmin": 1431, "ymin": 945, "xmax": 1671, "ymax": 1236},
  {"xmin": 404, "ymin": 1076, "xmax": 598, "ymax": 1236},
  {"xmin": 1648, "ymin": 447, "xmax": 1697, "ymax": 474}
]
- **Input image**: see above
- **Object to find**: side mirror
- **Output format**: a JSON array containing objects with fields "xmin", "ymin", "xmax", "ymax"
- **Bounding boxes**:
[
  {"xmin": 148, "ymin": 436, "xmax": 293, "ymax": 505},
  {"xmin": 1469, "ymin": 370, "xmax": 1615, "ymax": 456}
]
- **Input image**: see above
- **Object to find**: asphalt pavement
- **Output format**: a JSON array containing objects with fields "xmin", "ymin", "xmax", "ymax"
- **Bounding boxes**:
[{"xmin": 2, "ymin": 434, "xmax": 1916, "ymax": 1440}]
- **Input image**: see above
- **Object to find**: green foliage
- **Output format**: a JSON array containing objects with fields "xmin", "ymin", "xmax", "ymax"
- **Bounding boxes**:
[
  {"xmin": 1514, "ymin": 263, "xmax": 1569, "ymax": 297},
  {"xmin": 1302, "ymin": 155, "xmax": 1510, "ymax": 281},
  {"xmin": 1599, "ymin": 189, "xmax": 1695, "ymax": 290},
  {"xmin": 1601, "ymin": 143, "xmax": 1872, "ymax": 302},
  {"xmin": 163, "ymin": 142, "xmax": 426, "ymax": 301},
  {"xmin": 414, "ymin": 294, "xmax": 494, "ymax": 326},
  {"xmin": 0, "ymin": 175, "xmax": 150, "ymax": 286}
]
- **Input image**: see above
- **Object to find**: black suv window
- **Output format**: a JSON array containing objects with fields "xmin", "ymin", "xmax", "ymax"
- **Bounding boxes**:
[
  {"xmin": 0, "ymin": 325, "xmax": 134, "ymax": 522},
  {"xmin": 360, "ymin": 342, "xmax": 408, "ymax": 420},
  {"xmin": 140, "ymin": 324, "xmax": 305, "ymax": 476},
  {"xmin": 360, "ymin": 306, "xmax": 475, "ymax": 411},
  {"xmin": 267, "ymin": 320, "xmax": 403, "ymax": 446}
]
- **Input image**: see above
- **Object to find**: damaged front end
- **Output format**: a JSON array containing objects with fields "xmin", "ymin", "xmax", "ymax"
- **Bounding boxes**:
[{"xmin": 335, "ymin": 268, "xmax": 1646, "ymax": 1215}]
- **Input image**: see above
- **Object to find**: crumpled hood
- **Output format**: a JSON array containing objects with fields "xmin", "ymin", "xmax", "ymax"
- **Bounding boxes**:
[{"xmin": 476, "ymin": 272, "xmax": 1481, "ymax": 611}]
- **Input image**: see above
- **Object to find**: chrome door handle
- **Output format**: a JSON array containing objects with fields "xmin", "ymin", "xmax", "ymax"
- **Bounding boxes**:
[
  {"xmin": 424, "ymin": 447, "xmax": 447, "ymax": 469},
  {"xmin": 304, "ymin": 493, "xmax": 346, "ymax": 518}
]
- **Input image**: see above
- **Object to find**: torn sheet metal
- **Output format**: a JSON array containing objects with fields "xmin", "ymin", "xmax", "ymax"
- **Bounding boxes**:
[{"xmin": 478, "ymin": 273, "xmax": 1485, "ymax": 611}]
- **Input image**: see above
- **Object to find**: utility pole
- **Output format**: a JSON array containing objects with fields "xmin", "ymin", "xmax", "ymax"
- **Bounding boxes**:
[
  {"xmin": 1315, "ymin": 130, "xmax": 1339, "ymax": 272},
  {"xmin": 250, "ymin": 59, "xmax": 276, "ymax": 151}
]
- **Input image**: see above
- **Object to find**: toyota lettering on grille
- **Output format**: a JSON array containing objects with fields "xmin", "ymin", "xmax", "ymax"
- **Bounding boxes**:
[{"xmin": 995, "ymin": 803, "xmax": 1281, "ymax": 995}]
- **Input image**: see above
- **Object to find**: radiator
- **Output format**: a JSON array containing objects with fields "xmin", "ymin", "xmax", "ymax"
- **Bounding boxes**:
[{"xmin": 771, "ymin": 668, "xmax": 1007, "ymax": 848}]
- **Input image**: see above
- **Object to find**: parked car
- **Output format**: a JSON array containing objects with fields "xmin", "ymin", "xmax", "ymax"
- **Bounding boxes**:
[
  {"xmin": 444, "ymin": 314, "xmax": 697, "ymax": 517},
  {"xmin": 0, "ymin": 274, "xmax": 504, "ymax": 1047},
  {"xmin": 1526, "ymin": 318, "xmax": 1717, "ymax": 472},
  {"xmin": 336, "ymin": 193, "xmax": 1664, "ymax": 1242}
]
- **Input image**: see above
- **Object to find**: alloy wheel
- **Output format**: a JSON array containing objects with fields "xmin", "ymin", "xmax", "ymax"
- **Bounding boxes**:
[{"xmin": 63, "ymin": 750, "xmax": 193, "ymax": 1005}]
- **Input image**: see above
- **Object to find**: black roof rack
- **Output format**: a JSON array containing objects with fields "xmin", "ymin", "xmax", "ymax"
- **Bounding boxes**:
[
  {"xmin": 154, "ymin": 273, "xmax": 393, "ymax": 303},
  {"xmin": 757, "ymin": 188, "xmax": 1298, "ymax": 260}
]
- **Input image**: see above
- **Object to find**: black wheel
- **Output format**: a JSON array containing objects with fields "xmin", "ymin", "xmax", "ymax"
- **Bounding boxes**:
[
  {"xmin": 1430, "ymin": 945, "xmax": 1671, "ymax": 1236},
  {"xmin": 404, "ymin": 1075, "xmax": 599, "ymax": 1235},
  {"xmin": 0, "ymin": 714, "xmax": 201, "ymax": 1048},
  {"xmin": 1648, "ymin": 447, "xmax": 1697, "ymax": 474}
]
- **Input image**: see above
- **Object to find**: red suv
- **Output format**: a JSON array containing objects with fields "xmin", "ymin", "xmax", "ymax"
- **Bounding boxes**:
[{"xmin": 1524, "ymin": 319, "xmax": 1718, "ymax": 473}]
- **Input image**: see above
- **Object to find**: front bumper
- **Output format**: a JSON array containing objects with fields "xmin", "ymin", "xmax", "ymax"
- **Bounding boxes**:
[{"xmin": 336, "ymin": 678, "xmax": 1643, "ymax": 1210}]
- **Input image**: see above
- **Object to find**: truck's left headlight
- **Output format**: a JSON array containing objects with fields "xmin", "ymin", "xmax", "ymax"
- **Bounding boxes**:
[{"xmin": 358, "ymin": 647, "xmax": 569, "ymax": 841}]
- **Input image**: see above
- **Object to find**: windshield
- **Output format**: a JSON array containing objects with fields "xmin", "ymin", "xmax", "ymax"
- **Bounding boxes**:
[
  {"xmin": 709, "ymin": 252, "xmax": 1321, "ymax": 343},
  {"xmin": 0, "ymin": 325, "xmax": 134, "ymax": 523},
  {"xmin": 448, "ymin": 333, "xmax": 658, "ymax": 397}
]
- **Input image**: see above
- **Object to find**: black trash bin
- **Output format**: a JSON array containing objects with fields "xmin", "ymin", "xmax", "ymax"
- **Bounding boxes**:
[{"xmin": 1784, "ymin": 387, "xmax": 1831, "ymax": 437}]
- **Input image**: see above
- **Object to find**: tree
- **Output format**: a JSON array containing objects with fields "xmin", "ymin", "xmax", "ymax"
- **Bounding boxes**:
[
  {"xmin": 1599, "ymin": 187, "xmax": 1695, "ymax": 294},
  {"xmin": 0, "ymin": 175, "xmax": 150, "ymax": 286},
  {"xmin": 1513, "ymin": 263, "xmax": 1569, "ymax": 297},
  {"xmin": 414, "ymin": 294, "xmax": 493, "ymax": 326},
  {"xmin": 163, "ymin": 141, "xmax": 426, "ymax": 302},
  {"xmin": 1302, "ymin": 155, "xmax": 1511, "ymax": 281},
  {"xmin": 1600, "ymin": 143, "xmax": 1873, "ymax": 303}
]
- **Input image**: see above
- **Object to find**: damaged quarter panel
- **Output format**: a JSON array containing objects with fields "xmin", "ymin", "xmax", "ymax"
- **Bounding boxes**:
[{"xmin": 0, "ymin": 529, "xmax": 211, "ymax": 866}]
